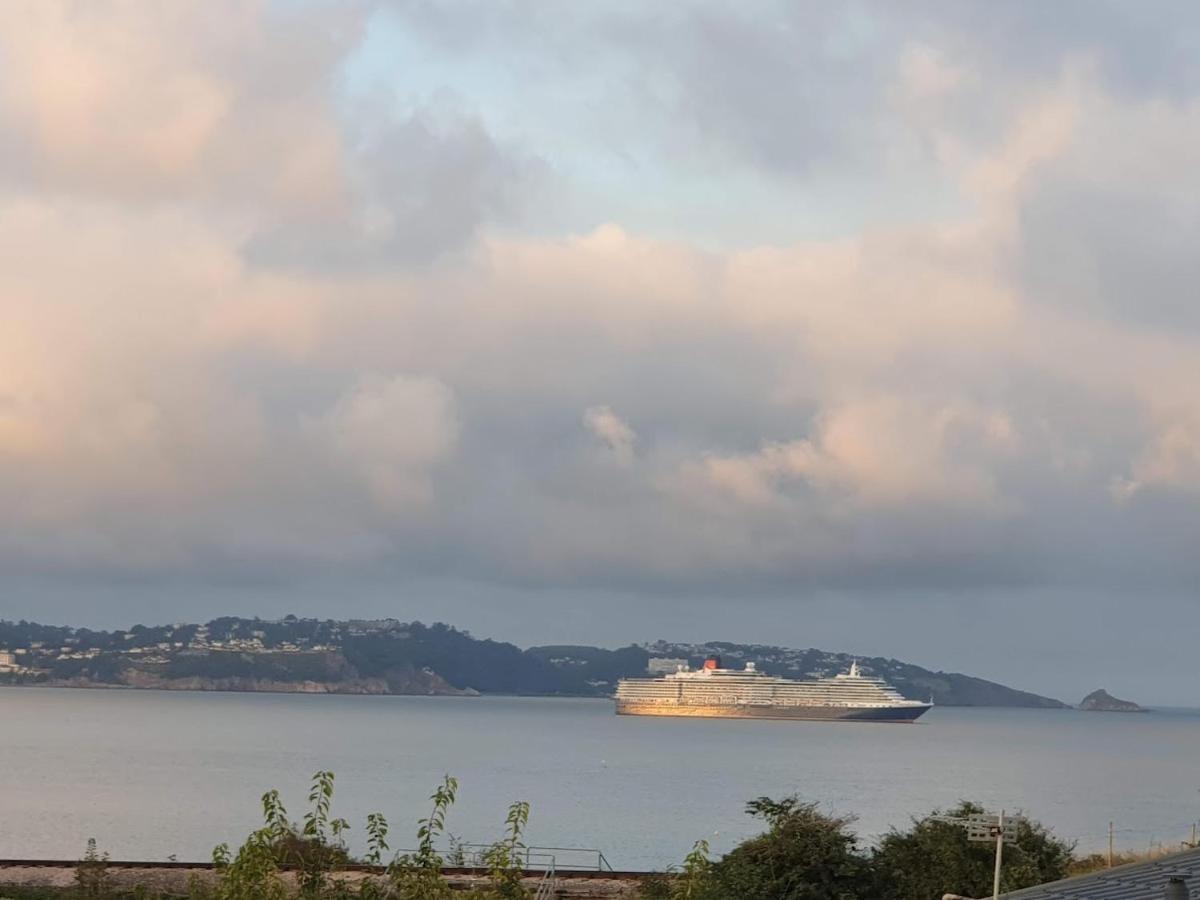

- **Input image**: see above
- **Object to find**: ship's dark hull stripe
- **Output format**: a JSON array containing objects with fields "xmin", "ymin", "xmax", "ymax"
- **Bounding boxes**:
[{"xmin": 614, "ymin": 702, "xmax": 932, "ymax": 722}]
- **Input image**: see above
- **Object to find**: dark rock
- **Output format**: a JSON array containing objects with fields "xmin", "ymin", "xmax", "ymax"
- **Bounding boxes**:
[{"xmin": 1079, "ymin": 688, "xmax": 1145, "ymax": 712}]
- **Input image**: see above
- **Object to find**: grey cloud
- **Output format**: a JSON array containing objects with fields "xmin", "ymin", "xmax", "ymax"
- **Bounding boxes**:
[
  {"xmin": 1018, "ymin": 171, "xmax": 1200, "ymax": 332},
  {"xmin": 246, "ymin": 102, "xmax": 543, "ymax": 268},
  {"xmin": 605, "ymin": 5, "xmax": 887, "ymax": 175},
  {"xmin": 900, "ymin": 1, "xmax": 1200, "ymax": 99}
]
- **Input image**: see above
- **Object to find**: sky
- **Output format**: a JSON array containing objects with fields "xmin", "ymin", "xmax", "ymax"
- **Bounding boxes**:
[{"xmin": 2, "ymin": 1, "xmax": 1200, "ymax": 704}]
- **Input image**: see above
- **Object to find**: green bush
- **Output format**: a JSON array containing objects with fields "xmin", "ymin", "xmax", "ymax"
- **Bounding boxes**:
[
  {"xmin": 706, "ymin": 798, "xmax": 873, "ymax": 900},
  {"xmin": 872, "ymin": 801, "xmax": 1073, "ymax": 900},
  {"xmin": 644, "ymin": 797, "xmax": 1074, "ymax": 900},
  {"xmin": 640, "ymin": 798, "xmax": 873, "ymax": 900},
  {"xmin": 204, "ymin": 771, "xmax": 535, "ymax": 900}
]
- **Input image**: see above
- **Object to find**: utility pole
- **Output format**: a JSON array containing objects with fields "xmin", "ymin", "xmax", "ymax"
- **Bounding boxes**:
[
  {"xmin": 1191, "ymin": 822, "xmax": 1197, "ymax": 849},
  {"xmin": 1108, "ymin": 821, "xmax": 1114, "ymax": 868},
  {"xmin": 993, "ymin": 809, "xmax": 1005, "ymax": 900},
  {"xmin": 936, "ymin": 809, "xmax": 1022, "ymax": 898}
]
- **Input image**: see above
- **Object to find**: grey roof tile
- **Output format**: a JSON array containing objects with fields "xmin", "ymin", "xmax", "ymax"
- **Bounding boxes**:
[{"xmin": 991, "ymin": 847, "xmax": 1200, "ymax": 900}]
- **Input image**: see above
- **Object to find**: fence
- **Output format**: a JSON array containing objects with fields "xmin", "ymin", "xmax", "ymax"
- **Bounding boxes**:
[{"xmin": 392, "ymin": 844, "xmax": 613, "ymax": 872}]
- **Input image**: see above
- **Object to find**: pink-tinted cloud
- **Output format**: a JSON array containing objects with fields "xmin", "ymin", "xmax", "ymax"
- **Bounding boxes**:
[{"xmin": 0, "ymin": 0, "xmax": 1198, "ymax": 610}]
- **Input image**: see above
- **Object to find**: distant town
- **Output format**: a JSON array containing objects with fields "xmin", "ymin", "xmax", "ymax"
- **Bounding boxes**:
[{"xmin": 0, "ymin": 617, "xmax": 356, "ymax": 675}]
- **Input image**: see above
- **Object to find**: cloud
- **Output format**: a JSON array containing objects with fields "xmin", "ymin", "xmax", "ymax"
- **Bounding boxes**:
[
  {"xmin": 0, "ymin": 1, "xmax": 538, "ymax": 266},
  {"xmin": 584, "ymin": 406, "xmax": 636, "ymax": 465},
  {"xmin": 0, "ymin": 0, "xmax": 1199, "ymax": 619},
  {"xmin": 247, "ymin": 101, "xmax": 543, "ymax": 268},
  {"xmin": 393, "ymin": 2, "xmax": 889, "ymax": 178},
  {"xmin": 0, "ymin": 1, "xmax": 360, "ymax": 212},
  {"xmin": 670, "ymin": 396, "xmax": 1017, "ymax": 513},
  {"xmin": 896, "ymin": 44, "xmax": 967, "ymax": 105},
  {"xmin": 317, "ymin": 374, "xmax": 458, "ymax": 508},
  {"xmin": 1114, "ymin": 420, "xmax": 1200, "ymax": 501}
]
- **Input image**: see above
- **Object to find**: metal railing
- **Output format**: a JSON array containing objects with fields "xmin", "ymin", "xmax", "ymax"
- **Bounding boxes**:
[
  {"xmin": 390, "ymin": 843, "xmax": 612, "ymax": 872},
  {"xmin": 532, "ymin": 861, "xmax": 557, "ymax": 900},
  {"xmin": 510, "ymin": 846, "xmax": 613, "ymax": 872}
]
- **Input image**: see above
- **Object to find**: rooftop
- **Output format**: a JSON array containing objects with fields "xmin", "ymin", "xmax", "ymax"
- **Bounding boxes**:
[{"xmin": 992, "ymin": 846, "xmax": 1200, "ymax": 899}]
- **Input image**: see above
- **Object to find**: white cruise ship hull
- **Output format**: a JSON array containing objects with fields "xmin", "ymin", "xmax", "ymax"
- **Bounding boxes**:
[
  {"xmin": 615, "ymin": 658, "xmax": 933, "ymax": 723},
  {"xmin": 614, "ymin": 700, "xmax": 931, "ymax": 722}
]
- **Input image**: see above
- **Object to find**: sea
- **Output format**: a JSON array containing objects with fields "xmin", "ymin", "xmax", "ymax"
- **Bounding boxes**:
[{"xmin": 2, "ymin": 688, "xmax": 1198, "ymax": 870}]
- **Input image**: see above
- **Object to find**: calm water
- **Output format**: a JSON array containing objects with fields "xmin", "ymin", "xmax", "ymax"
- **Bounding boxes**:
[{"xmin": 2, "ymin": 688, "xmax": 1198, "ymax": 869}]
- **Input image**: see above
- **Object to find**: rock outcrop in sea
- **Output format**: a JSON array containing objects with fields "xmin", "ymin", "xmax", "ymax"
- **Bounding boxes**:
[{"xmin": 1078, "ymin": 688, "xmax": 1145, "ymax": 712}]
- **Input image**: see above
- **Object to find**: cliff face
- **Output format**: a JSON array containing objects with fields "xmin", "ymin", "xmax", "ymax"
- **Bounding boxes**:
[
  {"xmin": 49, "ymin": 660, "xmax": 478, "ymax": 697},
  {"xmin": 1079, "ymin": 689, "xmax": 1144, "ymax": 712},
  {"xmin": 118, "ymin": 670, "xmax": 392, "ymax": 694},
  {"xmin": 115, "ymin": 667, "xmax": 475, "ymax": 696}
]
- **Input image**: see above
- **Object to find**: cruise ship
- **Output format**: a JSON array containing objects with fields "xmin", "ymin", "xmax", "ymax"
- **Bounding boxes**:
[{"xmin": 614, "ymin": 657, "xmax": 932, "ymax": 722}]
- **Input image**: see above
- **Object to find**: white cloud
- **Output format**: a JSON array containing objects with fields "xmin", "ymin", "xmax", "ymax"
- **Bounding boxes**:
[
  {"xmin": 1113, "ymin": 420, "xmax": 1200, "ymax": 501},
  {"xmin": 583, "ymin": 406, "xmax": 636, "ymax": 465},
  {"xmin": 317, "ymin": 375, "xmax": 458, "ymax": 509},
  {"xmin": 668, "ymin": 397, "xmax": 1017, "ymax": 513}
]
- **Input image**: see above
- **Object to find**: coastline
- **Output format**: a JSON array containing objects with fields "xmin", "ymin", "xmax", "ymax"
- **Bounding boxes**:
[{"xmin": 0, "ymin": 680, "xmax": 622, "ymax": 700}]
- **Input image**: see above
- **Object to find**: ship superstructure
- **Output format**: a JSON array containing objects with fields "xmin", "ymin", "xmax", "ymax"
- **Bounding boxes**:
[{"xmin": 614, "ymin": 657, "xmax": 932, "ymax": 722}]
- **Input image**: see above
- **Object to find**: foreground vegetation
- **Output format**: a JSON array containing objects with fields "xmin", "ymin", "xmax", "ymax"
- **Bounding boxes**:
[
  {"xmin": 1, "ymin": 773, "xmax": 1092, "ymax": 900},
  {"xmin": 4, "ymin": 772, "xmax": 538, "ymax": 900},
  {"xmin": 639, "ymin": 798, "xmax": 1072, "ymax": 900}
]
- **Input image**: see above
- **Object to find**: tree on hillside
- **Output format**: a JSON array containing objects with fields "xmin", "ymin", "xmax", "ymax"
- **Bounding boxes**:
[{"xmin": 872, "ymin": 801, "xmax": 1073, "ymax": 900}]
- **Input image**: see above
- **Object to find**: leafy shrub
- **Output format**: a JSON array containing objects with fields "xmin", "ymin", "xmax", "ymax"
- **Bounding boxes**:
[
  {"xmin": 643, "ymin": 797, "xmax": 1074, "ymax": 900},
  {"xmin": 870, "ymin": 801, "xmax": 1072, "ymax": 900},
  {"xmin": 207, "ymin": 770, "xmax": 533, "ymax": 899},
  {"xmin": 707, "ymin": 797, "xmax": 874, "ymax": 899},
  {"xmin": 640, "ymin": 799, "xmax": 873, "ymax": 900},
  {"xmin": 74, "ymin": 838, "xmax": 113, "ymax": 898}
]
